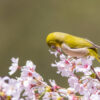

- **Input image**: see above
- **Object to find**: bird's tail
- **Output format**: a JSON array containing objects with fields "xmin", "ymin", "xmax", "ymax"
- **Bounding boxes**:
[
  {"xmin": 92, "ymin": 43, "xmax": 100, "ymax": 49},
  {"xmin": 88, "ymin": 48, "xmax": 100, "ymax": 62}
]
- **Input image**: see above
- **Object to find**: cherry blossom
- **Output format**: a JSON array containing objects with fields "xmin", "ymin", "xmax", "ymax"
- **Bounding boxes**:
[{"xmin": 0, "ymin": 49, "xmax": 100, "ymax": 100}]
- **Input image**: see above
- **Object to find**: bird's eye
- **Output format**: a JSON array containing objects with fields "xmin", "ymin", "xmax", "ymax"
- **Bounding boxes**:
[{"xmin": 51, "ymin": 45, "xmax": 56, "ymax": 49}]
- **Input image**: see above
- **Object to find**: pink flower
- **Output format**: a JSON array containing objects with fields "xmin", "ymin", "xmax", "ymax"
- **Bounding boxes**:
[
  {"xmin": 68, "ymin": 76, "xmax": 79, "ymax": 88},
  {"xmin": 9, "ymin": 57, "xmax": 19, "ymax": 75},
  {"xmin": 49, "ymin": 49, "xmax": 59, "ymax": 57},
  {"xmin": 75, "ymin": 56, "xmax": 93, "ymax": 73}
]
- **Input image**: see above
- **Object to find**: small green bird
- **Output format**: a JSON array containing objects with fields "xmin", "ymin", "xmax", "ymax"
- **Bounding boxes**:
[{"xmin": 46, "ymin": 32, "xmax": 100, "ymax": 62}]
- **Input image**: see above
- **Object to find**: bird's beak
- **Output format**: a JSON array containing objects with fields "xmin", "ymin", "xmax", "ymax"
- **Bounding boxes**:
[{"xmin": 51, "ymin": 45, "xmax": 62, "ymax": 54}]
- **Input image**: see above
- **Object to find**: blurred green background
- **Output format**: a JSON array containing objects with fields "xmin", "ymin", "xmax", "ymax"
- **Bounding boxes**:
[{"xmin": 0, "ymin": 0, "xmax": 100, "ymax": 87}]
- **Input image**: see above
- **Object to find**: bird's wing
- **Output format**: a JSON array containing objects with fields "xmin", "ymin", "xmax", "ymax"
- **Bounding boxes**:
[{"xmin": 64, "ymin": 35, "xmax": 93, "ymax": 48}]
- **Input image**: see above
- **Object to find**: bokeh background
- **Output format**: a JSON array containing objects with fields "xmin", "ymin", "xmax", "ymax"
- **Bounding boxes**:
[{"xmin": 0, "ymin": 0, "xmax": 100, "ymax": 87}]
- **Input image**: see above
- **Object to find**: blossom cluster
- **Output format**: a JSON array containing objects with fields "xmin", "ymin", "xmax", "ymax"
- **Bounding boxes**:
[
  {"xmin": 0, "ymin": 50, "xmax": 100, "ymax": 100},
  {"xmin": 50, "ymin": 49, "xmax": 100, "ymax": 100}
]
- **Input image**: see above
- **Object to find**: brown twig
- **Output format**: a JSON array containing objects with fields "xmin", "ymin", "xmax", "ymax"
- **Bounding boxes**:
[{"xmin": 91, "ymin": 66, "xmax": 100, "ymax": 82}]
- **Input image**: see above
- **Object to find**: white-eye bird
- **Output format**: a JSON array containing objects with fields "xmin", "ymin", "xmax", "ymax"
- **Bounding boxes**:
[{"xmin": 46, "ymin": 32, "xmax": 100, "ymax": 62}]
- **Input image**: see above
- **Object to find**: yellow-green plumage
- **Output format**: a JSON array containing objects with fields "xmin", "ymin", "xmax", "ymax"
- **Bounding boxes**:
[
  {"xmin": 88, "ymin": 48, "xmax": 100, "ymax": 62},
  {"xmin": 65, "ymin": 35, "xmax": 93, "ymax": 48},
  {"xmin": 46, "ymin": 32, "xmax": 100, "ymax": 62}
]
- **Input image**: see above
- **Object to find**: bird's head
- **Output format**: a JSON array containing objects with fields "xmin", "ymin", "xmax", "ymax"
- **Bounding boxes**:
[{"xmin": 46, "ymin": 32, "xmax": 66, "ymax": 49}]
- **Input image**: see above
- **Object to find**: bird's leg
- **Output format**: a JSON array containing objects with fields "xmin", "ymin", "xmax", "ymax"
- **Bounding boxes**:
[{"xmin": 61, "ymin": 43, "xmax": 89, "ymax": 58}]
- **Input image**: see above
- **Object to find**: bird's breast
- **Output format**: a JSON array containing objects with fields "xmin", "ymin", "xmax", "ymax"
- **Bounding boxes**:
[{"xmin": 61, "ymin": 43, "xmax": 89, "ymax": 57}]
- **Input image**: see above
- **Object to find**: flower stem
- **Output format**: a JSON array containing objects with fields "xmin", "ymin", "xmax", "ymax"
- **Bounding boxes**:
[{"xmin": 91, "ymin": 66, "xmax": 100, "ymax": 81}]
